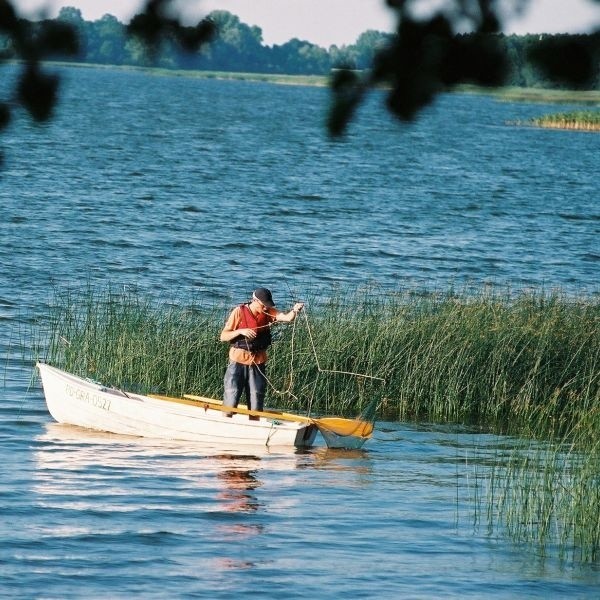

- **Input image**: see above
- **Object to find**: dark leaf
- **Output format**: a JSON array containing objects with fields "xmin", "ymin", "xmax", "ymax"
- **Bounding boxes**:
[
  {"xmin": 17, "ymin": 65, "xmax": 59, "ymax": 121},
  {"xmin": 442, "ymin": 34, "xmax": 508, "ymax": 87},
  {"xmin": 174, "ymin": 18, "xmax": 216, "ymax": 52},
  {"xmin": 38, "ymin": 21, "xmax": 79, "ymax": 56},
  {"xmin": 373, "ymin": 16, "xmax": 454, "ymax": 121},
  {"xmin": 128, "ymin": 0, "xmax": 214, "ymax": 59},
  {"xmin": 128, "ymin": 12, "xmax": 164, "ymax": 47},
  {"xmin": 527, "ymin": 36, "xmax": 595, "ymax": 88},
  {"xmin": 0, "ymin": 0, "xmax": 18, "ymax": 33},
  {"xmin": 327, "ymin": 68, "xmax": 364, "ymax": 136}
]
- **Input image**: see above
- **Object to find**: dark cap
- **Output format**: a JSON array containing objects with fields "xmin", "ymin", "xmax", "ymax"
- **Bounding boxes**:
[{"xmin": 253, "ymin": 287, "xmax": 275, "ymax": 308}]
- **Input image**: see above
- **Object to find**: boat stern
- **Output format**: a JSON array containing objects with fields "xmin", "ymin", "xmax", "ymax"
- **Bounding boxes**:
[{"xmin": 294, "ymin": 423, "xmax": 318, "ymax": 447}]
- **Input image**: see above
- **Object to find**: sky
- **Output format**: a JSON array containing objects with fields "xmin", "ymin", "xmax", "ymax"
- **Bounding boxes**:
[{"xmin": 15, "ymin": 0, "xmax": 600, "ymax": 47}]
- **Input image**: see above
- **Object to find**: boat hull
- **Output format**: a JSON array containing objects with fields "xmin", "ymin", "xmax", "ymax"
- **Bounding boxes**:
[{"xmin": 36, "ymin": 363, "xmax": 318, "ymax": 448}]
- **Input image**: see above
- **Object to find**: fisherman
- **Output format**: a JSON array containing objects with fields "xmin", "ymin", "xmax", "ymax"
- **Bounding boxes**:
[{"xmin": 219, "ymin": 287, "xmax": 304, "ymax": 417}]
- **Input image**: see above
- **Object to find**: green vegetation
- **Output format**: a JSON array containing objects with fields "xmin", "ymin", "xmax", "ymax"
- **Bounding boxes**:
[
  {"xmin": 3, "ymin": 8, "xmax": 598, "ymax": 89},
  {"xmin": 460, "ymin": 87, "xmax": 600, "ymax": 131},
  {"xmin": 487, "ymin": 433, "xmax": 600, "ymax": 563},
  {"xmin": 482, "ymin": 380, "xmax": 600, "ymax": 563},
  {"xmin": 31, "ymin": 284, "xmax": 600, "ymax": 562},
  {"xmin": 33, "ymin": 285, "xmax": 599, "ymax": 434},
  {"xmin": 528, "ymin": 110, "xmax": 600, "ymax": 131},
  {"xmin": 507, "ymin": 109, "xmax": 600, "ymax": 131},
  {"xmin": 48, "ymin": 61, "xmax": 330, "ymax": 86},
  {"xmin": 0, "ymin": 7, "xmax": 389, "ymax": 77}
]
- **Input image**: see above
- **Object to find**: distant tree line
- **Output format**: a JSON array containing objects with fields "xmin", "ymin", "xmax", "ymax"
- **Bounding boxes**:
[{"xmin": 2, "ymin": 7, "xmax": 598, "ymax": 89}]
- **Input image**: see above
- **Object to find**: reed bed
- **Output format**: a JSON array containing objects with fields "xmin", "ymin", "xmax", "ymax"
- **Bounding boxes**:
[
  {"xmin": 458, "ymin": 85, "xmax": 600, "ymax": 105},
  {"xmin": 36, "ymin": 285, "xmax": 226, "ymax": 398},
  {"xmin": 31, "ymin": 284, "xmax": 600, "ymax": 563},
  {"xmin": 34, "ymin": 284, "xmax": 599, "ymax": 434},
  {"xmin": 484, "ymin": 406, "xmax": 600, "ymax": 564},
  {"xmin": 525, "ymin": 110, "xmax": 600, "ymax": 131}
]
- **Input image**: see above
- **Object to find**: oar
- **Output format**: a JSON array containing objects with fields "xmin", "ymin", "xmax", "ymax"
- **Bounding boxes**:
[
  {"xmin": 152, "ymin": 393, "xmax": 373, "ymax": 441},
  {"xmin": 150, "ymin": 393, "xmax": 309, "ymax": 423},
  {"xmin": 313, "ymin": 417, "xmax": 373, "ymax": 438},
  {"xmin": 182, "ymin": 394, "xmax": 373, "ymax": 439}
]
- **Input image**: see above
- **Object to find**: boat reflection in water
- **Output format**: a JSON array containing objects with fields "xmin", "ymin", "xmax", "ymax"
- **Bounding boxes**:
[
  {"xmin": 33, "ymin": 422, "xmax": 305, "ymax": 479},
  {"xmin": 213, "ymin": 458, "xmax": 265, "ymax": 560},
  {"xmin": 31, "ymin": 422, "xmax": 373, "ymax": 574}
]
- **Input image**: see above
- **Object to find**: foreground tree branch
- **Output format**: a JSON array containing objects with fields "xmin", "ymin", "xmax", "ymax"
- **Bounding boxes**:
[
  {"xmin": 0, "ymin": 0, "xmax": 213, "ymax": 132},
  {"xmin": 328, "ymin": 0, "xmax": 599, "ymax": 135}
]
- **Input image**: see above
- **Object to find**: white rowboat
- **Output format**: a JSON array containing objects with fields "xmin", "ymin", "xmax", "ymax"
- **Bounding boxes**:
[{"xmin": 36, "ymin": 363, "xmax": 373, "ymax": 449}]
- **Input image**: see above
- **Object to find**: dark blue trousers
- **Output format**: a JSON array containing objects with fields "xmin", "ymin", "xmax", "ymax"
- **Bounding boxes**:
[{"xmin": 223, "ymin": 361, "xmax": 267, "ymax": 411}]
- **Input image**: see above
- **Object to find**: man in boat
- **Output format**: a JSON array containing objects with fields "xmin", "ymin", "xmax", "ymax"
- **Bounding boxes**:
[{"xmin": 219, "ymin": 287, "xmax": 304, "ymax": 417}]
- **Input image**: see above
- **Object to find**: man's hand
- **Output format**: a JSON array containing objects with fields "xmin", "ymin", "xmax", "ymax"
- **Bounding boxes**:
[{"xmin": 238, "ymin": 328, "xmax": 257, "ymax": 339}]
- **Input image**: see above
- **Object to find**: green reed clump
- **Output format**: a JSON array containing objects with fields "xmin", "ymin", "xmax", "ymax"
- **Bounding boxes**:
[
  {"xmin": 278, "ymin": 286, "xmax": 599, "ymax": 437},
  {"xmin": 477, "ymin": 353, "xmax": 600, "ymax": 564},
  {"xmin": 485, "ymin": 423, "xmax": 600, "ymax": 564},
  {"xmin": 528, "ymin": 110, "xmax": 600, "ymax": 131}
]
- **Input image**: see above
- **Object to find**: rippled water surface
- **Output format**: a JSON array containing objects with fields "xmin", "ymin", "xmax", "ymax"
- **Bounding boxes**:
[
  {"xmin": 4, "ymin": 419, "xmax": 600, "ymax": 599},
  {"xmin": 1, "ymin": 65, "xmax": 599, "ymax": 598}
]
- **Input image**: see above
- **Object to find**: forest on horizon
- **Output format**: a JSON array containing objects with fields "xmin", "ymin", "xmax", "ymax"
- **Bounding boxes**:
[{"xmin": 1, "ymin": 6, "xmax": 599, "ymax": 89}]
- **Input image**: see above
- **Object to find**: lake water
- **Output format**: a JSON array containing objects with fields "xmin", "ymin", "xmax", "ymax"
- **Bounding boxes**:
[{"xmin": 1, "ymin": 65, "xmax": 599, "ymax": 598}]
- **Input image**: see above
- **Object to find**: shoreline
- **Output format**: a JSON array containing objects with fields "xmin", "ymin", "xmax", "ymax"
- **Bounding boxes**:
[
  {"xmin": 39, "ymin": 61, "xmax": 600, "ymax": 103},
  {"xmin": 456, "ymin": 84, "xmax": 600, "ymax": 105}
]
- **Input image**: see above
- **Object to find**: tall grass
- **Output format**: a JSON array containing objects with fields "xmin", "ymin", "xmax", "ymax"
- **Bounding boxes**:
[
  {"xmin": 485, "ymin": 415, "xmax": 600, "ymax": 563},
  {"xmin": 457, "ymin": 85, "xmax": 600, "ymax": 105},
  {"xmin": 35, "ymin": 284, "xmax": 600, "ymax": 435},
  {"xmin": 528, "ymin": 110, "xmax": 600, "ymax": 131},
  {"xmin": 37, "ymin": 285, "xmax": 226, "ymax": 398}
]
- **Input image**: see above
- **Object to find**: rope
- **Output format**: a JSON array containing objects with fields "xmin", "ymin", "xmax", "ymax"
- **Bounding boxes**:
[
  {"xmin": 299, "ymin": 309, "xmax": 386, "ymax": 383},
  {"xmin": 252, "ymin": 305, "xmax": 384, "ymax": 419},
  {"xmin": 251, "ymin": 314, "xmax": 300, "ymax": 402},
  {"xmin": 265, "ymin": 420, "xmax": 278, "ymax": 446}
]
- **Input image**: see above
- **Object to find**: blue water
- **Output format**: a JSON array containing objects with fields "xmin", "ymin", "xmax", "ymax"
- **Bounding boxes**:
[{"xmin": 1, "ymin": 65, "xmax": 599, "ymax": 598}]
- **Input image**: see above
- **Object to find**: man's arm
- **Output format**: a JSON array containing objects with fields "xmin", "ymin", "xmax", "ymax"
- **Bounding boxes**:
[
  {"xmin": 220, "ymin": 307, "xmax": 257, "ymax": 342},
  {"xmin": 275, "ymin": 302, "xmax": 304, "ymax": 323}
]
